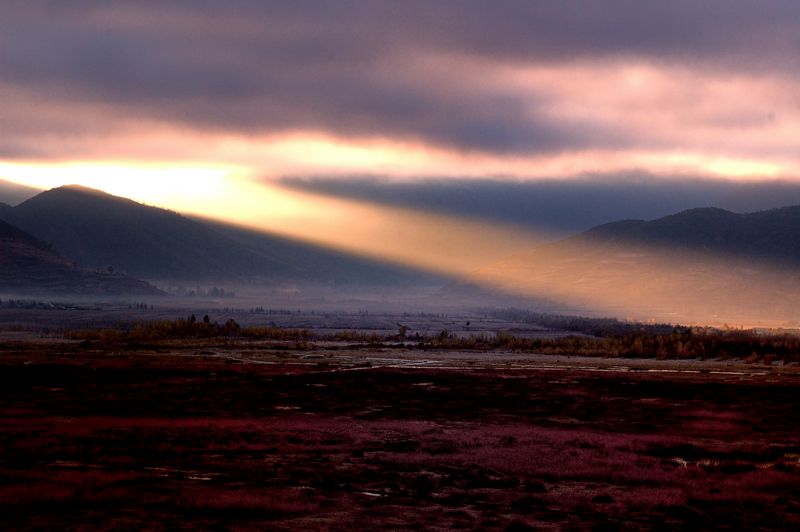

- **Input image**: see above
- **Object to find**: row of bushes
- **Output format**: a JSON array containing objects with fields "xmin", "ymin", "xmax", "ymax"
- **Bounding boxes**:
[
  {"xmin": 63, "ymin": 317, "xmax": 800, "ymax": 362},
  {"xmin": 64, "ymin": 315, "xmax": 244, "ymax": 342},
  {"xmin": 425, "ymin": 329, "xmax": 800, "ymax": 362}
]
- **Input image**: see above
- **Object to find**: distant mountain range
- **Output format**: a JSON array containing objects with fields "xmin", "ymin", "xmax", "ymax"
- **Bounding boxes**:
[
  {"xmin": 450, "ymin": 206, "xmax": 800, "ymax": 325},
  {"xmin": 3, "ymin": 181, "xmax": 800, "ymax": 323},
  {"xmin": 0, "ymin": 218, "xmax": 161, "ymax": 296},
  {"xmin": 578, "ymin": 206, "xmax": 800, "ymax": 266},
  {"xmin": 283, "ymin": 176, "xmax": 800, "ymax": 237},
  {"xmin": 0, "ymin": 185, "xmax": 443, "ymax": 285}
]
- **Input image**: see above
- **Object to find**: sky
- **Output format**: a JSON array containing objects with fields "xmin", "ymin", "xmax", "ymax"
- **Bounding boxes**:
[{"xmin": 1, "ymin": 1, "xmax": 799, "ymax": 275}]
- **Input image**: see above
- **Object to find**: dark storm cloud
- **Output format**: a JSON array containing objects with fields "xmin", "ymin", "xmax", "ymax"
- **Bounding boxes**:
[{"xmin": 1, "ymin": 1, "xmax": 798, "ymax": 156}]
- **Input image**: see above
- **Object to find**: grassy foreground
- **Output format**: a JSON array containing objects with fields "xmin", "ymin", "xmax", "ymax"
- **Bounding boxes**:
[{"xmin": 0, "ymin": 338, "xmax": 798, "ymax": 530}]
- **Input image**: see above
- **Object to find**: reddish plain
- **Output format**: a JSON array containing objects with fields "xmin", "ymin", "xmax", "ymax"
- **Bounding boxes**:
[{"xmin": 1, "ymin": 344, "xmax": 799, "ymax": 530}]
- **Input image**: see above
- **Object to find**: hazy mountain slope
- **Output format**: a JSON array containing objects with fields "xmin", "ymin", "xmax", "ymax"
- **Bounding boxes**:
[
  {"xmin": 4, "ymin": 185, "xmax": 445, "ymax": 284},
  {"xmin": 451, "ymin": 207, "xmax": 800, "ymax": 326},
  {"xmin": 283, "ymin": 176, "xmax": 800, "ymax": 237},
  {"xmin": 198, "ymin": 218, "xmax": 446, "ymax": 285},
  {"xmin": 579, "ymin": 207, "xmax": 800, "ymax": 265},
  {"xmin": 0, "ymin": 178, "xmax": 38, "ymax": 206},
  {"xmin": 0, "ymin": 218, "xmax": 161, "ymax": 295},
  {"xmin": 3, "ymin": 185, "xmax": 280, "ymax": 280}
]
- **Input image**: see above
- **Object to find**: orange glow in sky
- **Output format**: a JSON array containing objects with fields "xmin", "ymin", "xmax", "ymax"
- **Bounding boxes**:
[
  {"xmin": 0, "ymin": 161, "xmax": 550, "ymax": 275},
  {"xmin": 2, "ymin": 2, "xmax": 800, "ymax": 325}
]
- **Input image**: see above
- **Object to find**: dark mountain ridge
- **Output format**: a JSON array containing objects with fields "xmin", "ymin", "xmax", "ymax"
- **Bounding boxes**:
[
  {"xmin": 449, "ymin": 205, "xmax": 800, "ymax": 325},
  {"xmin": 4, "ymin": 185, "xmax": 276, "ymax": 279},
  {"xmin": 0, "ymin": 218, "xmax": 161, "ymax": 296},
  {"xmin": 576, "ymin": 206, "xmax": 800, "ymax": 266},
  {"xmin": 0, "ymin": 218, "xmax": 48, "ymax": 246},
  {"xmin": 1, "ymin": 185, "xmax": 444, "ymax": 285},
  {"xmin": 283, "ymin": 176, "xmax": 800, "ymax": 237}
]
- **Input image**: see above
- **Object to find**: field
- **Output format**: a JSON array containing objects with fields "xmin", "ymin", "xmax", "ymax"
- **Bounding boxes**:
[{"xmin": 1, "ymin": 337, "xmax": 799, "ymax": 530}]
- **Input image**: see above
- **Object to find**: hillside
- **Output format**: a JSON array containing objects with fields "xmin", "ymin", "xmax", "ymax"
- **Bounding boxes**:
[
  {"xmin": 3, "ymin": 185, "xmax": 287, "ymax": 280},
  {"xmin": 196, "ymin": 217, "xmax": 443, "ymax": 286},
  {"xmin": 451, "ymin": 207, "xmax": 800, "ymax": 326},
  {"xmin": 2, "ymin": 185, "xmax": 443, "ymax": 284},
  {"xmin": 0, "ymin": 178, "xmax": 38, "ymax": 206},
  {"xmin": 0, "ymin": 219, "xmax": 161, "ymax": 296},
  {"xmin": 284, "ymin": 176, "xmax": 800, "ymax": 237},
  {"xmin": 579, "ymin": 206, "xmax": 800, "ymax": 264}
]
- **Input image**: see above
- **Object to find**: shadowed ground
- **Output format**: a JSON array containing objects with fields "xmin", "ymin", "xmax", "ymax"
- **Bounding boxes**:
[{"xmin": 1, "ymin": 344, "xmax": 799, "ymax": 530}]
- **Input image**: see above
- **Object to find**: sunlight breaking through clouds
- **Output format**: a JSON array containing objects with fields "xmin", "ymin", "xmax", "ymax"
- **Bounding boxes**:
[
  {"xmin": 176, "ymin": 178, "xmax": 554, "ymax": 276},
  {"xmin": 2, "ymin": 1, "xmax": 800, "ymax": 326},
  {"xmin": 464, "ymin": 237, "xmax": 800, "ymax": 328},
  {"xmin": 0, "ymin": 162, "xmax": 552, "ymax": 275},
  {"xmin": 0, "ymin": 162, "xmax": 232, "ymax": 210},
  {"xmin": 1, "ymin": 3, "xmax": 799, "ymax": 183}
]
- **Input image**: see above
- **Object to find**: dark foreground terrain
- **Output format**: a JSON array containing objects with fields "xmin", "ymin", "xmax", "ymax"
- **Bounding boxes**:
[{"xmin": 1, "ymin": 342, "xmax": 799, "ymax": 530}]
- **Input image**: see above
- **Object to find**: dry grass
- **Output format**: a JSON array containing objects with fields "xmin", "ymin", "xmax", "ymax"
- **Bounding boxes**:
[{"xmin": 0, "ymin": 346, "xmax": 798, "ymax": 530}]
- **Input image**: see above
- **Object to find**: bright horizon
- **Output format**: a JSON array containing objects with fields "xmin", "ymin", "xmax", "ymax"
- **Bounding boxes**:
[{"xmin": 2, "ymin": 4, "xmax": 798, "ymax": 197}]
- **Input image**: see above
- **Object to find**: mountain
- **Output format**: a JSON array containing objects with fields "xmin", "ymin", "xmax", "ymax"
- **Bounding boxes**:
[
  {"xmin": 0, "ymin": 178, "xmax": 38, "ymax": 206},
  {"xmin": 3, "ymin": 185, "xmax": 284, "ymax": 280},
  {"xmin": 1, "ymin": 185, "xmax": 443, "ymax": 284},
  {"xmin": 578, "ymin": 206, "xmax": 800, "ymax": 264},
  {"xmin": 195, "ymin": 217, "xmax": 443, "ymax": 286},
  {"xmin": 0, "ymin": 219, "xmax": 161, "ymax": 296},
  {"xmin": 450, "ymin": 206, "xmax": 800, "ymax": 326},
  {"xmin": 283, "ymin": 176, "xmax": 800, "ymax": 238}
]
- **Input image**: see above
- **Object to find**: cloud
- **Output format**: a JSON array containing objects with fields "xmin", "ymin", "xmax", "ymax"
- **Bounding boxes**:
[
  {"xmin": 279, "ymin": 174, "xmax": 800, "ymax": 236},
  {"xmin": 0, "ymin": 1, "xmax": 798, "ymax": 172}
]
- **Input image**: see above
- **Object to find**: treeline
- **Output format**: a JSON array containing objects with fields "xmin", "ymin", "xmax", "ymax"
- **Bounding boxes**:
[
  {"xmin": 162, "ymin": 286, "xmax": 236, "ymax": 298},
  {"xmin": 63, "ymin": 316, "xmax": 383, "ymax": 345},
  {"xmin": 64, "ymin": 314, "xmax": 244, "ymax": 343},
  {"xmin": 62, "ymin": 316, "xmax": 800, "ymax": 362},
  {"xmin": 489, "ymin": 308, "xmax": 681, "ymax": 336},
  {"xmin": 1, "ymin": 299, "xmax": 96, "ymax": 310},
  {"xmin": 426, "ymin": 329, "xmax": 800, "ymax": 363}
]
